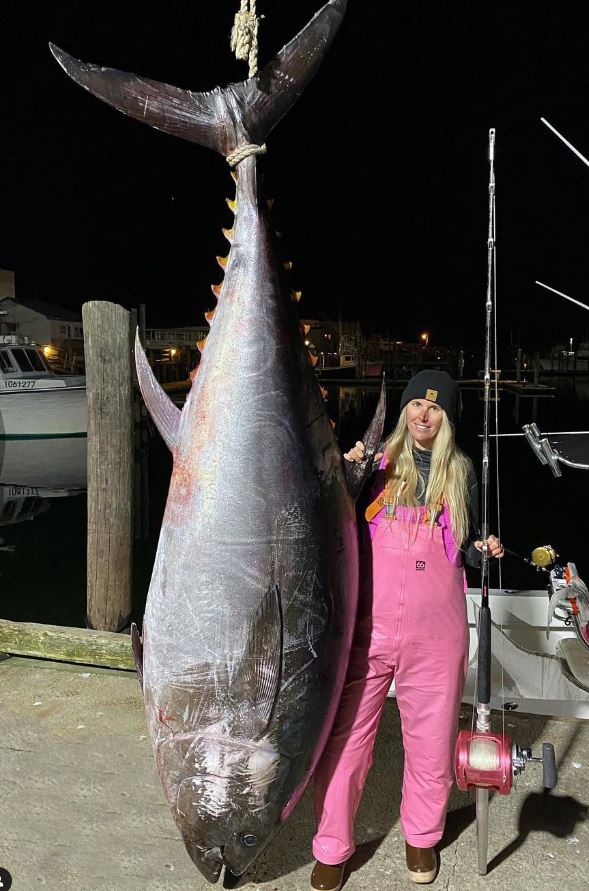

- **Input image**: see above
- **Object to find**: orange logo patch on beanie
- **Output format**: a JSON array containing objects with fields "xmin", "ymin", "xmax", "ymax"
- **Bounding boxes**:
[{"xmin": 425, "ymin": 388, "xmax": 438, "ymax": 401}]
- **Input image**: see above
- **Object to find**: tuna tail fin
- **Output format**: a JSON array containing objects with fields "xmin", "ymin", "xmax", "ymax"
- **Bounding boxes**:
[
  {"xmin": 345, "ymin": 376, "xmax": 387, "ymax": 500},
  {"xmin": 134, "ymin": 330, "xmax": 182, "ymax": 451},
  {"xmin": 49, "ymin": 0, "xmax": 346, "ymax": 156},
  {"xmin": 242, "ymin": 0, "xmax": 347, "ymax": 146}
]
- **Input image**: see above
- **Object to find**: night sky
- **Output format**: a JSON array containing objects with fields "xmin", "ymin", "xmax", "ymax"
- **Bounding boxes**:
[{"xmin": 3, "ymin": 1, "xmax": 589, "ymax": 352}]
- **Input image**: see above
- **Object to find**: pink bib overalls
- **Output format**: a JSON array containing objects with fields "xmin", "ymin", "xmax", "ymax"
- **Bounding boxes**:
[{"xmin": 312, "ymin": 472, "xmax": 470, "ymax": 863}]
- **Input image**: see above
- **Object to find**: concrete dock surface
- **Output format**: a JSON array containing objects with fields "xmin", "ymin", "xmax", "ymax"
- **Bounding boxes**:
[{"xmin": 1, "ymin": 655, "xmax": 588, "ymax": 891}]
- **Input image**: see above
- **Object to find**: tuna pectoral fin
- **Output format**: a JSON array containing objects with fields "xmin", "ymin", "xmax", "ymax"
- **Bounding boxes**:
[
  {"xmin": 229, "ymin": 585, "xmax": 283, "ymax": 738},
  {"xmin": 130, "ymin": 622, "xmax": 144, "ymax": 690},
  {"xmin": 134, "ymin": 330, "xmax": 181, "ymax": 451},
  {"xmin": 50, "ymin": 0, "xmax": 346, "ymax": 155},
  {"xmin": 345, "ymin": 376, "xmax": 387, "ymax": 500}
]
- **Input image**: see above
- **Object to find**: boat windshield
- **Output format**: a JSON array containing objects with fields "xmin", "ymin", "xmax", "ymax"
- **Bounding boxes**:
[
  {"xmin": 10, "ymin": 348, "xmax": 48, "ymax": 373},
  {"xmin": 0, "ymin": 351, "xmax": 16, "ymax": 373}
]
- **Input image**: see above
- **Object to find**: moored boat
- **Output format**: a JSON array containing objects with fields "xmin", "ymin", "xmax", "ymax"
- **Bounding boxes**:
[{"xmin": 0, "ymin": 335, "xmax": 86, "ymax": 439}]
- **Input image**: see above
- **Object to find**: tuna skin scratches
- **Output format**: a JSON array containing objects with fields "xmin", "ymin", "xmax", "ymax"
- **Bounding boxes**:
[{"xmin": 51, "ymin": 0, "xmax": 385, "ymax": 882}]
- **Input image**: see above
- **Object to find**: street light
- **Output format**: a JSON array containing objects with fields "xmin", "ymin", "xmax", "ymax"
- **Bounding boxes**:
[{"xmin": 420, "ymin": 332, "xmax": 430, "ymax": 348}]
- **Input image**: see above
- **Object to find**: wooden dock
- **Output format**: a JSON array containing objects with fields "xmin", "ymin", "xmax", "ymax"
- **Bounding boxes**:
[{"xmin": 314, "ymin": 376, "xmax": 556, "ymax": 394}]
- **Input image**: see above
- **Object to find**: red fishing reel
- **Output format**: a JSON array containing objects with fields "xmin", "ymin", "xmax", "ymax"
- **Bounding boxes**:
[{"xmin": 455, "ymin": 729, "xmax": 557, "ymax": 794}]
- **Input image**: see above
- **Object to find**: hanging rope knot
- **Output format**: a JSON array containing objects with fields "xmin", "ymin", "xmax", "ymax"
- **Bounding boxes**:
[
  {"xmin": 226, "ymin": 142, "xmax": 267, "ymax": 168},
  {"xmin": 231, "ymin": 1, "xmax": 260, "ymax": 78}
]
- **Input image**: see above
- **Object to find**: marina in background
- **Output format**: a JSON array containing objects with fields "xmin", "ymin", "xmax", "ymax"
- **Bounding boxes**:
[{"xmin": 1, "ymin": 329, "xmax": 588, "ymax": 714}]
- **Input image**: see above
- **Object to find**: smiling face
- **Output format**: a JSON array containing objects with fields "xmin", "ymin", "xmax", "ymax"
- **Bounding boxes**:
[{"xmin": 405, "ymin": 398, "xmax": 444, "ymax": 450}]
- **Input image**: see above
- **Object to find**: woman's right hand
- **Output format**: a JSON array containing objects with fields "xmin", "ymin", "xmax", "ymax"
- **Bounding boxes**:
[
  {"xmin": 344, "ymin": 441, "xmax": 383, "ymax": 464},
  {"xmin": 344, "ymin": 441, "xmax": 366, "ymax": 463}
]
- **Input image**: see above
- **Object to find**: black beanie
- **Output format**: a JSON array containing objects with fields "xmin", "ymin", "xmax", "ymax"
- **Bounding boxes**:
[{"xmin": 400, "ymin": 370, "xmax": 458, "ymax": 422}]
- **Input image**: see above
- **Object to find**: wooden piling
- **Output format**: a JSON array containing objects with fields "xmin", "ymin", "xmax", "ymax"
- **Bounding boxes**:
[
  {"xmin": 83, "ymin": 301, "xmax": 133, "ymax": 632},
  {"xmin": 458, "ymin": 349, "xmax": 465, "ymax": 378},
  {"xmin": 516, "ymin": 348, "xmax": 522, "ymax": 382}
]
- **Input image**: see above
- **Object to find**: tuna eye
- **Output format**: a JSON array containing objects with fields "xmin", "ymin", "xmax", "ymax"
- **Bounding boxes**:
[{"xmin": 242, "ymin": 834, "xmax": 258, "ymax": 847}]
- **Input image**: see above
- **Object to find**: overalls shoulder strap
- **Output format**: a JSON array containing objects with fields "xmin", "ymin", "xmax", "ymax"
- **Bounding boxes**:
[{"xmin": 364, "ymin": 453, "xmax": 389, "ymax": 523}]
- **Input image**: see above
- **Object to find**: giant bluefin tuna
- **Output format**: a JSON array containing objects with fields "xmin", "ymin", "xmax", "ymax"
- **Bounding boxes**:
[{"xmin": 51, "ymin": 1, "xmax": 386, "ymax": 881}]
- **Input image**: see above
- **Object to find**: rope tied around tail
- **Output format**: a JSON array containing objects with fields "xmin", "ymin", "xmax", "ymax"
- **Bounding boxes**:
[
  {"xmin": 226, "ymin": 143, "xmax": 267, "ymax": 167},
  {"xmin": 228, "ymin": 3, "xmax": 265, "ymax": 167},
  {"xmin": 231, "ymin": 0, "xmax": 261, "ymax": 78}
]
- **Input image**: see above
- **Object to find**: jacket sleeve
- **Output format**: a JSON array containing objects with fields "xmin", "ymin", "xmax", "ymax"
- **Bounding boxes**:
[{"xmin": 463, "ymin": 460, "xmax": 481, "ymax": 568}]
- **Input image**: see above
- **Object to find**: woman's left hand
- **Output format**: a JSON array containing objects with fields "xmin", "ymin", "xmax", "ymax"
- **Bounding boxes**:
[{"xmin": 474, "ymin": 535, "xmax": 504, "ymax": 558}]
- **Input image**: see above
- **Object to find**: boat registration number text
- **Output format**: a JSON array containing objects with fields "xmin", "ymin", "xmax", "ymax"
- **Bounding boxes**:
[
  {"xmin": 1, "ymin": 380, "xmax": 36, "ymax": 389},
  {"xmin": 8, "ymin": 486, "xmax": 40, "ymax": 497}
]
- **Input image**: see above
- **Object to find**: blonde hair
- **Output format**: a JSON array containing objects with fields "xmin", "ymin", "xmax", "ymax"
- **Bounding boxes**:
[{"xmin": 384, "ymin": 408, "xmax": 471, "ymax": 547}]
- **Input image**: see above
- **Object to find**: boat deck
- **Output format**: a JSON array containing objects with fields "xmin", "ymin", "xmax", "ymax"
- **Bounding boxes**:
[{"xmin": 1, "ymin": 654, "xmax": 588, "ymax": 890}]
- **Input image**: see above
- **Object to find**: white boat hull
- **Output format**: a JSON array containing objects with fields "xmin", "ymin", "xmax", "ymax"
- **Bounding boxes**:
[
  {"xmin": 464, "ymin": 590, "xmax": 589, "ymax": 720},
  {"xmin": 0, "ymin": 383, "xmax": 86, "ymax": 438}
]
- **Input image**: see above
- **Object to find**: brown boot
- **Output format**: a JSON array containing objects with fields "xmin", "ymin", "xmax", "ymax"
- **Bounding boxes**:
[
  {"xmin": 405, "ymin": 843, "xmax": 438, "ymax": 884},
  {"xmin": 310, "ymin": 860, "xmax": 346, "ymax": 891}
]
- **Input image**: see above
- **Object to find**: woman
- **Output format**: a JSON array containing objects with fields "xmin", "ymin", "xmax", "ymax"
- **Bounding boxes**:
[{"xmin": 311, "ymin": 370, "xmax": 503, "ymax": 889}]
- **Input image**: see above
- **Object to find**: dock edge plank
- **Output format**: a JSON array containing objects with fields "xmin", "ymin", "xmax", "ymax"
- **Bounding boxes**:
[{"xmin": 0, "ymin": 619, "xmax": 135, "ymax": 670}]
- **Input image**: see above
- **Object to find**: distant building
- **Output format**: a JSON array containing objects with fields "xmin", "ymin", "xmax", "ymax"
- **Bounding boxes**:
[
  {"xmin": 301, "ymin": 318, "xmax": 360, "ymax": 369},
  {"xmin": 144, "ymin": 325, "xmax": 210, "ymax": 384},
  {"xmin": 0, "ymin": 298, "xmax": 83, "ymax": 348},
  {"xmin": 144, "ymin": 326, "xmax": 209, "ymax": 352},
  {"xmin": 0, "ymin": 269, "xmax": 15, "ymax": 300}
]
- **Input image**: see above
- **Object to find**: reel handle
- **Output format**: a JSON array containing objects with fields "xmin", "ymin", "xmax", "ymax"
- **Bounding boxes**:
[{"xmin": 543, "ymin": 743, "xmax": 557, "ymax": 790}]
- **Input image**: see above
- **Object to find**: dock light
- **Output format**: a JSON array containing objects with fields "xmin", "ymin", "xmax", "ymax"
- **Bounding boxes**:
[
  {"xmin": 420, "ymin": 332, "xmax": 430, "ymax": 347},
  {"xmin": 170, "ymin": 348, "xmax": 177, "ymax": 357},
  {"xmin": 304, "ymin": 340, "xmax": 310, "ymax": 346},
  {"xmin": 42, "ymin": 345, "xmax": 54, "ymax": 357}
]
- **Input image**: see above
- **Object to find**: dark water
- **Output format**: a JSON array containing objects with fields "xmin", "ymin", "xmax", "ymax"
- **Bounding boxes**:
[{"xmin": 2, "ymin": 378, "xmax": 589, "ymax": 626}]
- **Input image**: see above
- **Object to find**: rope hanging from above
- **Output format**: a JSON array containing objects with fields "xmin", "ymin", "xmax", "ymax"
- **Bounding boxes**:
[
  {"xmin": 228, "ymin": 2, "xmax": 265, "ymax": 167},
  {"xmin": 231, "ymin": 0, "xmax": 261, "ymax": 78}
]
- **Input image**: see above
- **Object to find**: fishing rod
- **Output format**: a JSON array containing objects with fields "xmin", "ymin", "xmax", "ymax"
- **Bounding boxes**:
[
  {"xmin": 536, "ymin": 280, "xmax": 589, "ymax": 312},
  {"xmin": 541, "ymin": 117, "xmax": 589, "ymax": 170},
  {"xmin": 454, "ymin": 130, "xmax": 557, "ymax": 877},
  {"xmin": 482, "ymin": 431, "xmax": 589, "ymax": 437},
  {"xmin": 503, "ymin": 545, "xmax": 553, "ymax": 572}
]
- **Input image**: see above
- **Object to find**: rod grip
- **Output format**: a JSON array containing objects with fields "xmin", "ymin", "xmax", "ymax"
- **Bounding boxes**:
[
  {"xmin": 477, "ymin": 606, "xmax": 492, "ymax": 705},
  {"xmin": 542, "ymin": 743, "xmax": 558, "ymax": 790}
]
